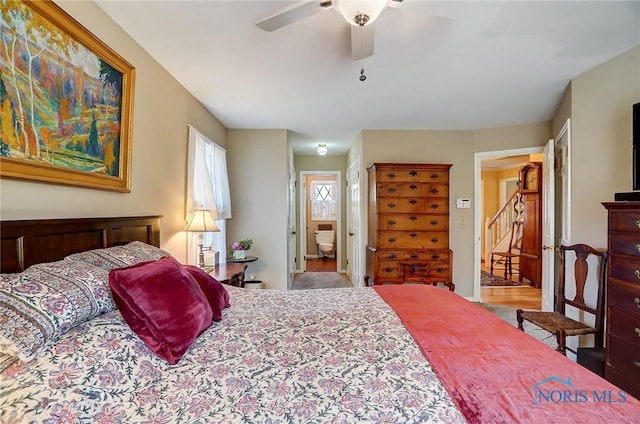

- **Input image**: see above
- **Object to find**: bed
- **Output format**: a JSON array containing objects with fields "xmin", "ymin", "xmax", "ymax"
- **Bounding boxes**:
[{"xmin": 1, "ymin": 216, "xmax": 638, "ymax": 423}]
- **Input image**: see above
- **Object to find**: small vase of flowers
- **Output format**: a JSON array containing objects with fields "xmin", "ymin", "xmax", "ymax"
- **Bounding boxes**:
[{"xmin": 231, "ymin": 239, "xmax": 253, "ymax": 260}]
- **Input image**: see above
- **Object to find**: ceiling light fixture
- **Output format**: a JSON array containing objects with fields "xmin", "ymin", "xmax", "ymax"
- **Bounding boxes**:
[
  {"xmin": 333, "ymin": 0, "xmax": 389, "ymax": 27},
  {"xmin": 317, "ymin": 144, "xmax": 328, "ymax": 155}
]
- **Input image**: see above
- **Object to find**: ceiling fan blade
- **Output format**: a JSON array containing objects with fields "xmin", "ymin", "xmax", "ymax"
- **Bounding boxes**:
[
  {"xmin": 351, "ymin": 24, "xmax": 374, "ymax": 60},
  {"xmin": 256, "ymin": 1, "xmax": 332, "ymax": 32}
]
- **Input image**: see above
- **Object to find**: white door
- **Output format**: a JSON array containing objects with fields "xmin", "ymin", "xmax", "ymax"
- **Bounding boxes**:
[
  {"xmin": 541, "ymin": 119, "xmax": 571, "ymax": 311},
  {"xmin": 347, "ymin": 161, "xmax": 361, "ymax": 286},
  {"xmin": 541, "ymin": 138, "xmax": 555, "ymax": 311},
  {"xmin": 287, "ymin": 158, "xmax": 297, "ymax": 289}
]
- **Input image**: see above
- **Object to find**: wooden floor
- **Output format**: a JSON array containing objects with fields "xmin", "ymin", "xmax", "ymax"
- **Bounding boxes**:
[
  {"xmin": 306, "ymin": 258, "xmax": 540, "ymax": 309},
  {"xmin": 480, "ymin": 262, "xmax": 542, "ymax": 310},
  {"xmin": 305, "ymin": 257, "xmax": 336, "ymax": 272}
]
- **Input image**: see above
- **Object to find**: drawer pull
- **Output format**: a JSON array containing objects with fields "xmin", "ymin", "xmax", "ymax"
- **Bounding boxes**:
[
  {"xmin": 636, "ymin": 328, "xmax": 640, "ymax": 338},
  {"xmin": 636, "ymin": 270, "xmax": 640, "ymax": 280},
  {"xmin": 387, "ymin": 187, "xmax": 396, "ymax": 193},
  {"xmin": 409, "ymin": 199, "xmax": 418, "ymax": 205},
  {"xmin": 431, "ymin": 254, "xmax": 440, "ymax": 259},
  {"xmin": 387, "ymin": 254, "xmax": 397, "ymax": 260},
  {"xmin": 635, "ymin": 298, "xmax": 640, "ymax": 308},
  {"xmin": 409, "ymin": 171, "xmax": 418, "ymax": 177},
  {"xmin": 430, "ymin": 203, "xmax": 439, "ymax": 210},
  {"xmin": 410, "ymin": 254, "xmax": 419, "ymax": 260},
  {"xmin": 409, "ymin": 232, "xmax": 418, "ymax": 238},
  {"xmin": 430, "ymin": 220, "xmax": 438, "ymax": 226},
  {"xmin": 387, "ymin": 237, "xmax": 396, "ymax": 244},
  {"xmin": 384, "ymin": 267, "xmax": 394, "ymax": 273},
  {"xmin": 387, "ymin": 219, "xmax": 396, "ymax": 226},
  {"xmin": 409, "ymin": 184, "xmax": 418, "ymax": 190},
  {"xmin": 387, "ymin": 172, "xmax": 396, "ymax": 179},
  {"xmin": 435, "ymin": 267, "xmax": 444, "ymax": 273},
  {"xmin": 430, "ymin": 173, "xmax": 439, "ymax": 179},
  {"xmin": 430, "ymin": 237, "xmax": 439, "ymax": 244},
  {"xmin": 387, "ymin": 202, "xmax": 396, "ymax": 209},
  {"xmin": 409, "ymin": 216, "xmax": 417, "ymax": 221},
  {"xmin": 430, "ymin": 188, "xmax": 439, "ymax": 194}
]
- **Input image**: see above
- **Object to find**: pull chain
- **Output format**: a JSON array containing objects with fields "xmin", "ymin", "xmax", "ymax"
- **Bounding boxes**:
[{"xmin": 359, "ymin": 38, "xmax": 367, "ymax": 81}]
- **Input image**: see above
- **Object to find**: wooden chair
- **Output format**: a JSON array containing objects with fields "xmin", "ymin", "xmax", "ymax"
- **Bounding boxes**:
[
  {"xmin": 228, "ymin": 264, "xmax": 248, "ymax": 288},
  {"xmin": 516, "ymin": 244, "xmax": 607, "ymax": 355},
  {"xmin": 490, "ymin": 220, "xmax": 523, "ymax": 279}
]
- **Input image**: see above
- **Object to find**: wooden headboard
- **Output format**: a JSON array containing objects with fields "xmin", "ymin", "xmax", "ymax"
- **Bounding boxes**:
[{"xmin": 0, "ymin": 216, "xmax": 161, "ymax": 273}]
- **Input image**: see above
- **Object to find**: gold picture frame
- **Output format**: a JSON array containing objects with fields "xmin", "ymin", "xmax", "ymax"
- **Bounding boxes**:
[{"xmin": 0, "ymin": 0, "xmax": 135, "ymax": 192}]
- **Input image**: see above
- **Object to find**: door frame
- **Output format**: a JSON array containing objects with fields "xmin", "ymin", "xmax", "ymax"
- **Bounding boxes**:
[
  {"xmin": 287, "ymin": 155, "xmax": 297, "ymax": 289},
  {"xmin": 299, "ymin": 170, "xmax": 342, "ymax": 272},
  {"xmin": 346, "ymin": 159, "xmax": 362, "ymax": 286},
  {"xmin": 473, "ymin": 147, "xmax": 544, "ymax": 302}
]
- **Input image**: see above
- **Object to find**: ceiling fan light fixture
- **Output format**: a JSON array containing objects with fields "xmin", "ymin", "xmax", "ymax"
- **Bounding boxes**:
[
  {"xmin": 317, "ymin": 144, "xmax": 328, "ymax": 155},
  {"xmin": 334, "ymin": 0, "xmax": 389, "ymax": 27}
]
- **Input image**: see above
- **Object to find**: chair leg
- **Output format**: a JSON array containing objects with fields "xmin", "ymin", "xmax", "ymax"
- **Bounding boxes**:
[
  {"xmin": 516, "ymin": 309, "xmax": 525, "ymax": 331},
  {"xmin": 490, "ymin": 254, "xmax": 495, "ymax": 275},
  {"xmin": 503, "ymin": 257, "xmax": 507, "ymax": 278},
  {"xmin": 556, "ymin": 331, "xmax": 567, "ymax": 355}
]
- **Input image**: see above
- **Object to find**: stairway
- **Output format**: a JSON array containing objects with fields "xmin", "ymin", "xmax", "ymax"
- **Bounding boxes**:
[{"xmin": 484, "ymin": 188, "xmax": 523, "ymax": 265}]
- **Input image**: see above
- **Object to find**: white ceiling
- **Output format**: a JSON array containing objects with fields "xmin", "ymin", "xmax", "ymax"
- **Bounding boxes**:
[{"xmin": 95, "ymin": 1, "xmax": 640, "ymax": 156}]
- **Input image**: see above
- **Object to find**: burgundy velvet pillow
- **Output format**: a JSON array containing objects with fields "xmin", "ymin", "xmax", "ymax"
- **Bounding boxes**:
[
  {"xmin": 108, "ymin": 257, "xmax": 213, "ymax": 365},
  {"xmin": 184, "ymin": 265, "xmax": 230, "ymax": 322}
]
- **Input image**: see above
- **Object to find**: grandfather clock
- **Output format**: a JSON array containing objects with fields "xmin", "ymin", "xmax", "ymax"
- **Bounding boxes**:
[{"xmin": 518, "ymin": 162, "xmax": 542, "ymax": 288}]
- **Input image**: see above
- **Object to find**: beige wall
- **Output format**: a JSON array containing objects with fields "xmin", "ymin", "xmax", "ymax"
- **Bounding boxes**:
[
  {"xmin": 569, "ymin": 46, "xmax": 639, "ymax": 247},
  {"xmin": 482, "ymin": 166, "xmax": 521, "ymax": 222},
  {"xmin": 226, "ymin": 129, "xmax": 289, "ymax": 289},
  {"xmin": 294, "ymin": 155, "xmax": 347, "ymax": 271},
  {"xmin": 2, "ymin": 3, "xmax": 635, "ymax": 297},
  {"xmin": 361, "ymin": 124, "xmax": 550, "ymax": 297},
  {"xmin": 0, "ymin": 1, "xmax": 226, "ymax": 262},
  {"xmin": 362, "ymin": 130, "xmax": 476, "ymax": 295}
]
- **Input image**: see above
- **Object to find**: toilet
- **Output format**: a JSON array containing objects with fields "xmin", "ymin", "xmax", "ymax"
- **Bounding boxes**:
[{"xmin": 315, "ymin": 228, "xmax": 335, "ymax": 258}]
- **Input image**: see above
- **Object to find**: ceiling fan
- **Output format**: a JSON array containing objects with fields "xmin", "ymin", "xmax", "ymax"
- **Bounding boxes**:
[{"xmin": 256, "ymin": 0, "xmax": 403, "ymax": 60}]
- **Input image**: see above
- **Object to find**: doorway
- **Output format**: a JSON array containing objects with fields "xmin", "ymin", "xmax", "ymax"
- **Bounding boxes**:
[
  {"xmin": 299, "ymin": 171, "xmax": 342, "ymax": 273},
  {"xmin": 474, "ymin": 147, "xmax": 544, "ymax": 309}
]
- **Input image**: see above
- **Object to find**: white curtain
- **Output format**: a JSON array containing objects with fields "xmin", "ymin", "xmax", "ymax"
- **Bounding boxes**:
[{"xmin": 186, "ymin": 125, "xmax": 232, "ymax": 265}]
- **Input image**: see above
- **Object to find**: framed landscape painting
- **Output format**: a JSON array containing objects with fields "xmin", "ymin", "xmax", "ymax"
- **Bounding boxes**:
[{"xmin": 0, "ymin": 0, "xmax": 135, "ymax": 192}]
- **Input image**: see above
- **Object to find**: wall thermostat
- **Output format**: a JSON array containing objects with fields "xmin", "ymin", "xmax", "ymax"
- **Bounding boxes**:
[{"xmin": 456, "ymin": 198, "xmax": 471, "ymax": 209}]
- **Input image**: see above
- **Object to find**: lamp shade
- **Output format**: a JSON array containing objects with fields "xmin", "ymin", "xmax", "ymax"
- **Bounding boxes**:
[
  {"xmin": 185, "ymin": 209, "xmax": 220, "ymax": 233},
  {"xmin": 333, "ymin": 0, "xmax": 389, "ymax": 26},
  {"xmin": 317, "ymin": 144, "xmax": 328, "ymax": 155}
]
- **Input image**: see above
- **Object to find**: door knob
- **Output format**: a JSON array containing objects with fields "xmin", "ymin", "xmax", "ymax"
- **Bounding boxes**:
[
  {"xmin": 542, "ymin": 245, "xmax": 559, "ymax": 251},
  {"xmin": 349, "ymin": 232, "xmax": 354, "ymax": 236}
]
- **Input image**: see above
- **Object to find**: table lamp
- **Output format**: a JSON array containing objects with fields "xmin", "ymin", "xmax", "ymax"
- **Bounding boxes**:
[{"xmin": 185, "ymin": 209, "xmax": 220, "ymax": 268}]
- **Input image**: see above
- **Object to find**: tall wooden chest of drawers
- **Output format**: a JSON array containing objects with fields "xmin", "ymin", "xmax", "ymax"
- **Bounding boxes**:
[
  {"xmin": 365, "ymin": 163, "xmax": 454, "ymax": 291},
  {"xmin": 602, "ymin": 201, "xmax": 640, "ymax": 399}
]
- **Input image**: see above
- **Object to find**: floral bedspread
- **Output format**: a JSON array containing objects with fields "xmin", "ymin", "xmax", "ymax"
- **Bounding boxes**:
[{"xmin": 0, "ymin": 287, "xmax": 465, "ymax": 423}]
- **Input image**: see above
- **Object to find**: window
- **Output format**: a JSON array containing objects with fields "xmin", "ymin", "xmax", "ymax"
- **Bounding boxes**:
[
  {"xmin": 187, "ymin": 126, "xmax": 231, "ymax": 265},
  {"xmin": 311, "ymin": 181, "xmax": 337, "ymax": 221}
]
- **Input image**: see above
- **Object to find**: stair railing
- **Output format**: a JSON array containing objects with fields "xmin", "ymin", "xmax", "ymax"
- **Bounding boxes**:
[{"xmin": 484, "ymin": 188, "xmax": 523, "ymax": 264}]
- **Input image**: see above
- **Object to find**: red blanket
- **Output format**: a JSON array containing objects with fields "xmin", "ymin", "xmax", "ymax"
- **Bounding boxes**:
[{"xmin": 375, "ymin": 285, "xmax": 640, "ymax": 423}]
